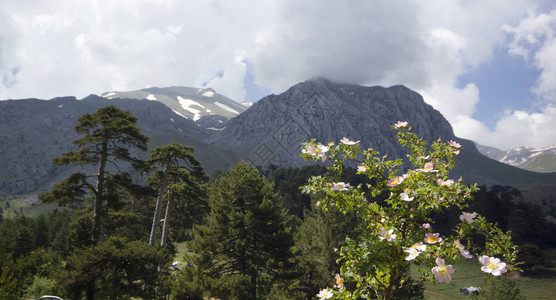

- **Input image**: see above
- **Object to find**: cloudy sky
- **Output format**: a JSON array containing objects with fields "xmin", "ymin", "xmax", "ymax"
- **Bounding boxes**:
[{"xmin": 1, "ymin": 0, "xmax": 556, "ymax": 150}]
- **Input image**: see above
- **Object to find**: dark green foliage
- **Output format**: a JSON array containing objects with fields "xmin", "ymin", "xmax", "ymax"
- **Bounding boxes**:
[
  {"xmin": 390, "ymin": 264, "xmax": 424, "ymax": 300},
  {"xmin": 181, "ymin": 162, "xmax": 295, "ymax": 300},
  {"xmin": 39, "ymin": 105, "xmax": 150, "ymax": 243},
  {"xmin": 170, "ymin": 266, "xmax": 205, "ymax": 300},
  {"xmin": 517, "ymin": 243, "xmax": 547, "ymax": 273},
  {"xmin": 471, "ymin": 275, "xmax": 525, "ymax": 300},
  {"xmin": 291, "ymin": 205, "xmax": 367, "ymax": 299},
  {"xmin": 0, "ymin": 253, "xmax": 18, "ymax": 300},
  {"xmin": 265, "ymin": 165, "xmax": 328, "ymax": 219},
  {"xmin": 23, "ymin": 276, "xmax": 60, "ymax": 299},
  {"xmin": 509, "ymin": 201, "xmax": 556, "ymax": 246},
  {"xmin": 59, "ymin": 236, "xmax": 168, "ymax": 299},
  {"xmin": 291, "ymin": 209, "xmax": 338, "ymax": 299},
  {"xmin": 144, "ymin": 142, "xmax": 208, "ymax": 246}
]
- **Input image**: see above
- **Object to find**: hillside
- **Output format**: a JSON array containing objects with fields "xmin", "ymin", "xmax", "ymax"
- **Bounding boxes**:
[
  {"xmin": 477, "ymin": 144, "xmax": 556, "ymax": 173},
  {"xmin": 0, "ymin": 95, "xmax": 239, "ymax": 196}
]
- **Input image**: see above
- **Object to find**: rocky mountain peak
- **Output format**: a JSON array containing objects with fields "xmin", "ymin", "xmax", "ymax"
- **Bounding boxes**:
[{"xmin": 207, "ymin": 78, "xmax": 457, "ymax": 167}]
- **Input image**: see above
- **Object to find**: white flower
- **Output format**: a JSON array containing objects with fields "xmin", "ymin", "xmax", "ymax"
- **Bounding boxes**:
[
  {"xmin": 479, "ymin": 256, "xmax": 507, "ymax": 276},
  {"xmin": 404, "ymin": 243, "xmax": 427, "ymax": 261},
  {"xmin": 302, "ymin": 143, "xmax": 329, "ymax": 161},
  {"xmin": 340, "ymin": 137, "xmax": 359, "ymax": 145},
  {"xmin": 432, "ymin": 258, "xmax": 455, "ymax": 283},
  {"xmin": 379, "ymin": 228, "xmax": 397, "ymax": 242},
  {"xmin": 317, "ymin": 288, "xmax": 334, "ymax": 299},
  {"xmin": 387, "ymin": 176, "xmax": 405, "ymax": 187},
  {"xmin": 417, "ymin": 162, "xmax": 438, "ymax": 173},
  {"xmin": 335, "ymin": 274, "xmax": 344, "ymax": 289},
  {"xmin": 449, "ymin": 140, "xmax": 461, "ymax": 155},
  {"xmin": 437, "ymin": 179, "xmax": 454, "ymax": 186},
  {"xmin": 357, "ymin": 165, "xmax": 367, "ymax": 172},
  {"xmin": 394, "ymin": 121, "xmax": 408, "ymax": 128},
  {"xmin": 424, "ymin": 233, "xmax": 442, "ymax": 244},
  {"xmin": 331, "ymin": 182, "xmax": 350, "ymax": 191},
  {"xmin": 400, "ymin": 192, "xmax": 414, "ymax": 201},
  {"xmin": 455, "ymin": 240, "xmax": 473, "ymax": 259},
  {"xmin": 459, "ymin": 212, "xmax": 477, "ymax": 224}
]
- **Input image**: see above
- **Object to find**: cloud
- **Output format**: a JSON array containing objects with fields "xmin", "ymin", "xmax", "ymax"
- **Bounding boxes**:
[
  {"xmin": 453, "ymin": 104, "xmax": 556, "ymax": 150},
  {"xmin": 0, "ymin": 0, "xmax": 554, "ymax": 149},
  {"xmin": 455, "ymin": 8, "xmax": 556, "ymax": 150},
  {"xmin": 503, "ymin": 9, "xmax": 556, "ymax": 99}
]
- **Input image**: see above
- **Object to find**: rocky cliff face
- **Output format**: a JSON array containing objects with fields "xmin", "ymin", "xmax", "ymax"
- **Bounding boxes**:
[
  {"xmin": 206, "ymin": 78, "xmax": 556, "ymax": 187},
  {"xmin": 207, "ymin": 78, "xmax": 457, "ymax": 166}
]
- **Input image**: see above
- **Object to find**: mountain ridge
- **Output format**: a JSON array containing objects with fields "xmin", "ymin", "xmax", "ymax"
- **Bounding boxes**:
[
  {"xmin": 1, "ymin": 78, "xmax": 555, "ymax": 197},
  {"xmin": 477, "ymin": 144, "xmax": 556, "ymax": 173},
  {"xmin": 101, "ymin": 85, "xmax": 247, "ymax": 129}
]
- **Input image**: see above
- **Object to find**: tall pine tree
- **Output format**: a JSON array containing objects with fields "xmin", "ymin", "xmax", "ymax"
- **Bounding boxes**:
[
  {"xmin": 184, "ymin": 162, "xmax": 294, "ymax": 300},
  {"xmin": 144, "ymin": 142, "xmax": 207, "ymax": 246},
  {"xmin": 39, "ymin": 105, "xmax": 149, "ymax": 243}
]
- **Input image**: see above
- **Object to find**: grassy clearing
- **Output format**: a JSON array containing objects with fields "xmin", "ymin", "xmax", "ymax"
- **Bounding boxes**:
[
  {"xmin": 1, "ymin": 194, "xmax": 61, "ymax": 218},
  {"xmin": 422, "ymin": 249, "xmax": 556, "ymax": 299}
]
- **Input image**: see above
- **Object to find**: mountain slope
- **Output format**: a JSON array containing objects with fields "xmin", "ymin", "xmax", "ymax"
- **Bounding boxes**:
[
  {"xmin": 101, "ymin": 86, "xmax": 246, "ymax": 129},
  {"xmin": 1, "ymin": 79, "xmax": 554, "ymax": 197},
  {"xmin": 0, "ymin": 95, "xmax": 239, "ymax": 196},
  {"xmin": 207, "ymin": 78, "xmax": 556, "ymax": 186},
  {"xmin": 207, "ymin": 78, "xmax": 453, "ymax": 164},
  {"xmin": 477, "ymin": 144, "xmax": 556, "ymax": 173}
]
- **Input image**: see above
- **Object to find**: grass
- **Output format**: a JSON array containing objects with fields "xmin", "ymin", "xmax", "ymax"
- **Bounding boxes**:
[
  {"xmin": 175, "ymin": 241, "xmax": 556, "ymax": 299},
  {"xmin": 1, "ymin": 194, "xmax": 62, "ymax": 218},
  {"xmin": 422, "ymin": 249, "xmax": 556, "ymax": 299}
]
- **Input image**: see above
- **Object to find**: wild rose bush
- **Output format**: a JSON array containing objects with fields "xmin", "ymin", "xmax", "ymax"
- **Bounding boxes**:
[{"xmin": 301, "ymin": 123, "xmax": 518, "ymax": 300}]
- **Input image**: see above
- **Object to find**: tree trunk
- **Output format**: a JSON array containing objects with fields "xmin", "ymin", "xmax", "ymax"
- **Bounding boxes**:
[
  {"xmin": 149, "ymin": 163, "xmax": 169, "ymax": 245},
  {"xmin": 92, "ymin": 142, "xmax": 108, "ymax": 243},
  {"xmin": 160, "ymin": 197, "xmax": 172, "ymax": 246}
]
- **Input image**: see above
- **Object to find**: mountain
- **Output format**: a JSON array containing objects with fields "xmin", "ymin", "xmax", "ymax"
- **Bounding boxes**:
[
  {"xmin": 1, "ymin": 78, "xmax": 555, "ymax": 198},
  {"xmin": 101, "ymin": 86, "xmax": 247, "ymax": 129},
  {"xmin": 477, "ymin": 144, "xmax": 556, "ymax": 173},
  {"xmin": 0, "ymin": 95, "xmax": 239, "ymax": 196},
  {"xmin": 206, "ymin": 78, "xmax": 556, "ymax": 186}
]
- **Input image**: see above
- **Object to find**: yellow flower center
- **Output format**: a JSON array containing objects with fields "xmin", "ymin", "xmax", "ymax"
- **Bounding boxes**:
[
  {"xmin": 438, "ymin": 265, "xmax": 448, "ymax": 274},
  {"xmin": 488, "ymin": 262, "xmax": 497, "ymax": 270}
]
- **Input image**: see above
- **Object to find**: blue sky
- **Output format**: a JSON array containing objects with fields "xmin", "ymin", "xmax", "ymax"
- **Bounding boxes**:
[
  {"xmin": 458, "ymin": 46, "xmax": 540, "ymax": 129},
  {"xmin": 1, "ymin": 0, "xmax": 555, "ymax": 150}
]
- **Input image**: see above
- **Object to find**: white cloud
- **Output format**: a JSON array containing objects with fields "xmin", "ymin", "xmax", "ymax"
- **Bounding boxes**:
[
  {"xmin": 454, "ymin": 105, "xmax": 556, "ymax": 150},
  {"xmin": 503, "ymin": 9, "xmax": 556, "ymax": 99},
  {"xmin": 454, "ymin": 8, "xmax": 556, "ymax": 150},
  {"xmin": 0, "ymin": 0, "xmax": 555, "ymax": 149}
]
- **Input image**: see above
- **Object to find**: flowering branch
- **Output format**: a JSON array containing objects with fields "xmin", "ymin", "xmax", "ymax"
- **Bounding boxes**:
[{"xmin": 301, "ymin": 123, "xmax": 519, "ymax": 300}]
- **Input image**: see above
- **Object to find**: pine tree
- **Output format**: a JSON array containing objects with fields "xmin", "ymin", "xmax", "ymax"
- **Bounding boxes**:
[
  {"xmin": 144, "ymin": 142, "xmax": 207, "ymax": 246},
  {"xmin": 39, "ymin": 105, "xmax": 149, "ymax": 243},
  {"xmin": 184, "ymin": 162, "xmax": 295, "ymax": 300}
]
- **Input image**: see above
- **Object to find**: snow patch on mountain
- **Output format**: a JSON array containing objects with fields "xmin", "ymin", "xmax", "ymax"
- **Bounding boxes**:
[
  {"xmin": 477, "ymin": 144, "xmax": 556, "ymax": 172},
  {"xmin": 172, "ymin": 110, "xmax": 187, "ymax": 119},
  {"xmin": 202, "ymin": 90, "xmax": 215, "ymax": 97},
  {"xmin": 214, "ymin": 102, "xmax": 239, "ymax": 115},
  {"xmin": 146, "ymin": 94, "xmax": 157, "ymax": 100},
  {"xmin": 177, "ymin": 96, "xmax": 206, "ymax": 121},
  {"xmin": 102, "ymin": 92, "xmax": 116, "ymax": 98}
]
